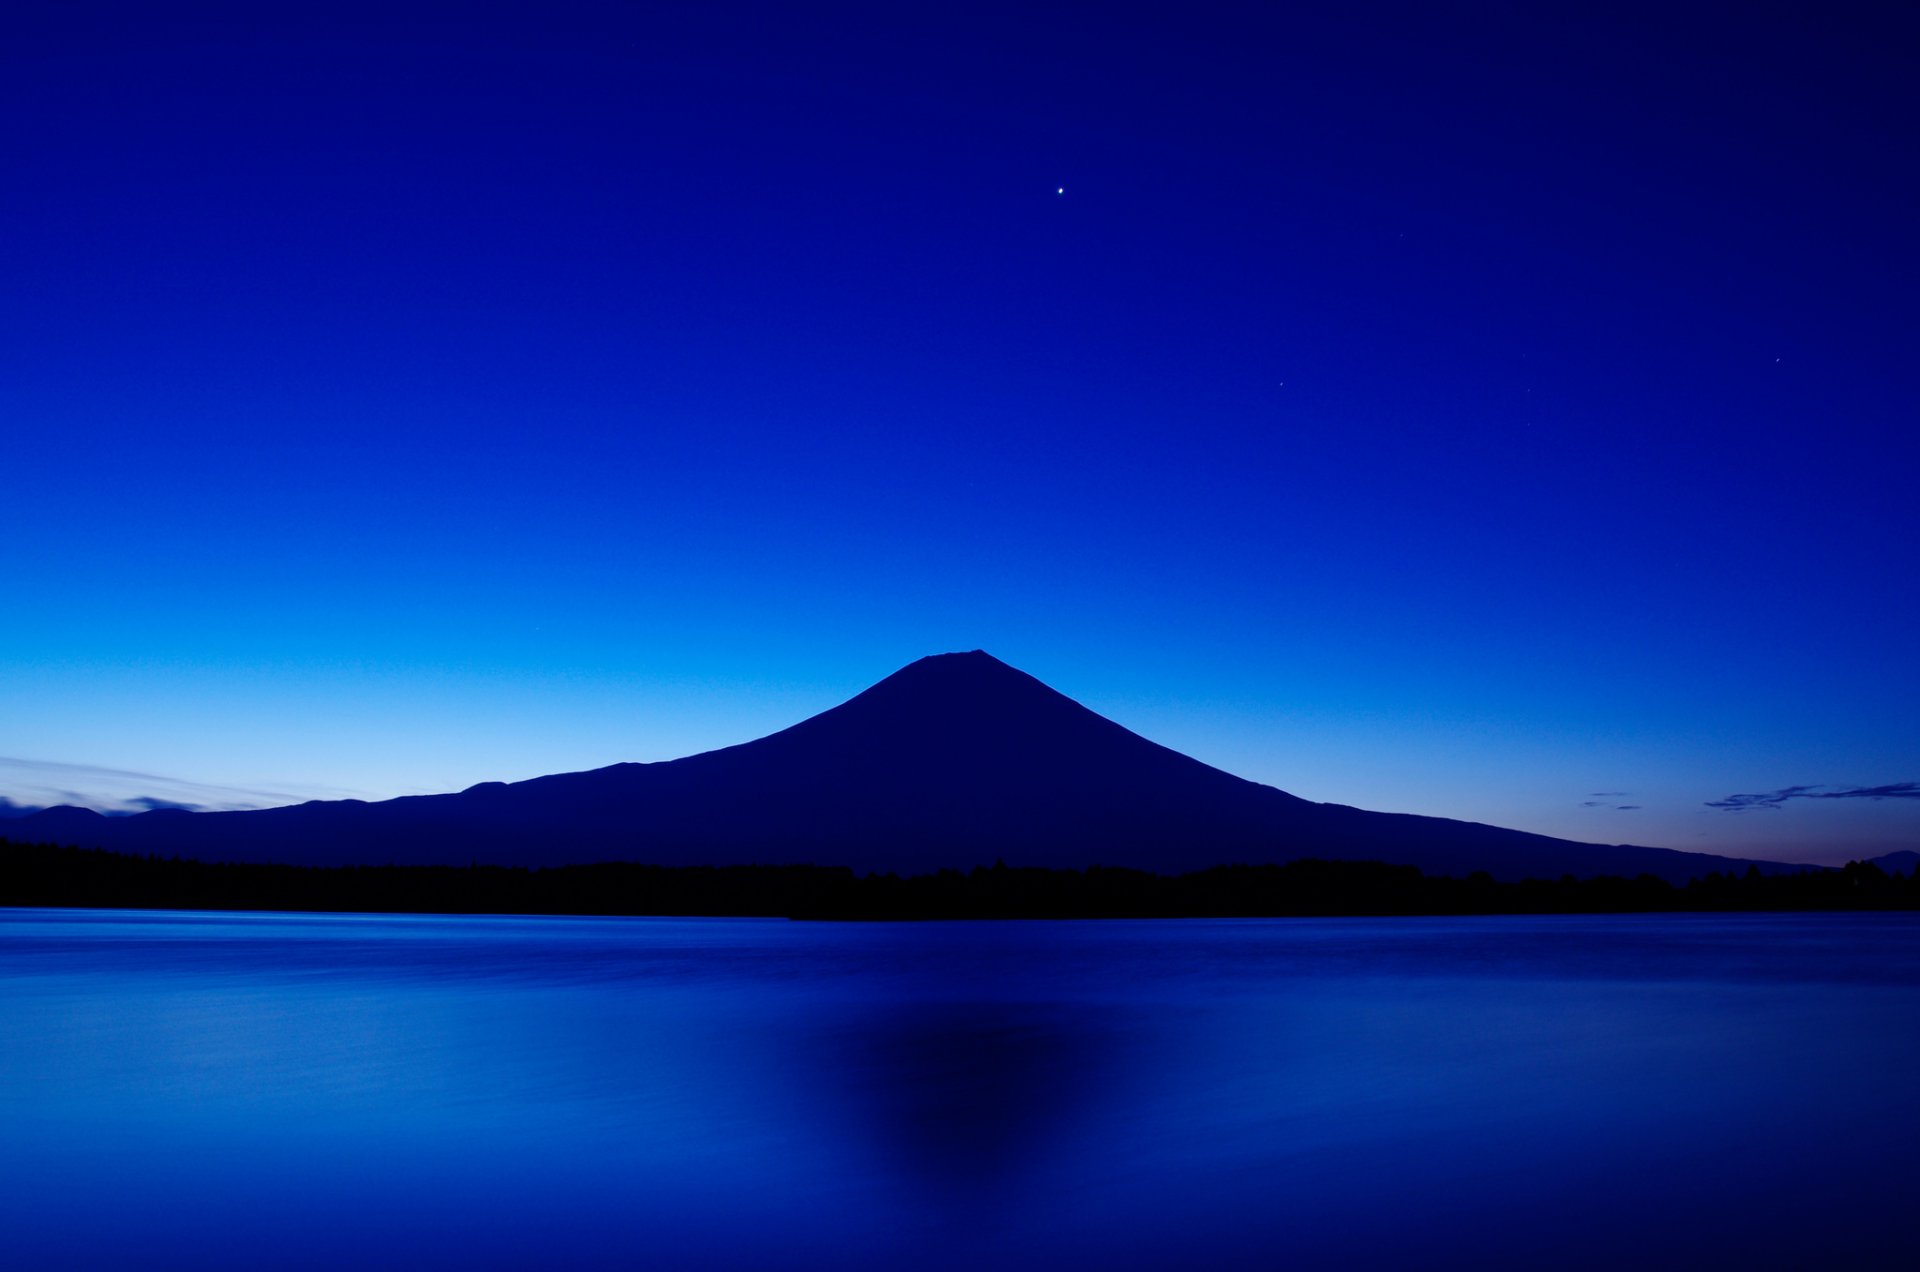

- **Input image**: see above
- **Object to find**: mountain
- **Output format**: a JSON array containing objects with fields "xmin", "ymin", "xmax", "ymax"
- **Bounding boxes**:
[{"xmin": 8, "ymin": 651, "xmax": 1820, "ymax": 881}]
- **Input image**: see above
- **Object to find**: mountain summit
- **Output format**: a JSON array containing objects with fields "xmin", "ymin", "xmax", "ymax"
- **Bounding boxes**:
[{"xmin": 11, "ymin": 652, "xmax": 1811, "ymax": 881}]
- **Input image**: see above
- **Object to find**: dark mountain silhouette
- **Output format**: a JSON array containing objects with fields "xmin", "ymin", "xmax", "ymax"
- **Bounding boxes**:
[{"xmin": 10, "ymin": 651, "xmax": 1821, "ymax": 881}]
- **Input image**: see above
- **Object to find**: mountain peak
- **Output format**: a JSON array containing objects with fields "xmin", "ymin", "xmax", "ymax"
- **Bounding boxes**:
[
  {"xmin": 895, "ymin": 649, "xmax": 1008, "ymax": 673},
  {"xmin": 717, "ymin": 651, "xmax": 1150, "ymax": 779},
  {"xmin": 832, "ymin": 651, "xmax": 1086, "ymax": 721}
]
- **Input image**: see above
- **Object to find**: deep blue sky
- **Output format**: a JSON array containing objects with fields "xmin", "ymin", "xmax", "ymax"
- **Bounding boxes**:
[{"xmin": 4, "ymin": 2, "xmax": 1914, "ymax": 864}]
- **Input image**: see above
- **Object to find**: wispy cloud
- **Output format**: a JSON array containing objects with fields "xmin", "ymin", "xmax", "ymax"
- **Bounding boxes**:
[
  {"xmin": 0, "ymin": 756, "xmax": 349, "ymax": 816},
  {"xmin": 1581, "ymin": 792, "xmax": 1634, "ymax": 809},
  {"xmin": 123, "ymin": 796, "xmax": 205, "ymax": 813},
  {"xmin": 1706, "ymin": 782, "xmax": 1920, "ymax": 812}
]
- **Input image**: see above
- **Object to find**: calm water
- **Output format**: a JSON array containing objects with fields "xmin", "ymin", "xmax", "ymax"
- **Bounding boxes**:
[{"xmin": 3, "ymin": 910, "xmax": 1918, "ymax": 1269}]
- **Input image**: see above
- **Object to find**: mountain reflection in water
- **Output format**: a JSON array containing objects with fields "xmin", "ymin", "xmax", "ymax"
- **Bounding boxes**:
[{"xmin": 810, "ymin": 998, "xmax": 1130, "ymax": 1196}]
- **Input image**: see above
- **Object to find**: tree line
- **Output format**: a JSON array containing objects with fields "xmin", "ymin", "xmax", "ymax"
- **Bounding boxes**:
[{"xmin": 3, "ymin": 837, "xmax": 1917, "ymax": 918}]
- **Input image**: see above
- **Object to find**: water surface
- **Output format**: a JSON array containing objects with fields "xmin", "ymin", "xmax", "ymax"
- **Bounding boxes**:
[{"xmin": 3, "ymin": 909, "xmax": 1917, "ymax": 1269}]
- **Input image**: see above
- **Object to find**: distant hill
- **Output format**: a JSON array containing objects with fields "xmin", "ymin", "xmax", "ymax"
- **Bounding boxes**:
[{"xmin": 10, "ymin": 651, "xmax": 1823, "ymax": 882}]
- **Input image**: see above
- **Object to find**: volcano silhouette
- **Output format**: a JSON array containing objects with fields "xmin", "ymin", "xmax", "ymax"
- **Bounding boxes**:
[{"xmin": 14, "ymin": 651, "xmax": 1806, "ymax": 880}]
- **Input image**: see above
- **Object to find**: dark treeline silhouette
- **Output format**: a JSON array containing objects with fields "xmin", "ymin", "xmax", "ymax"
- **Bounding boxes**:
[
  {"xmin": 0, "ymin": 839, "xmax": 849, "ymax": 917},
  {"xmin": 3, "ymin": 838, "xmax": 1916, "ymax": 919}
]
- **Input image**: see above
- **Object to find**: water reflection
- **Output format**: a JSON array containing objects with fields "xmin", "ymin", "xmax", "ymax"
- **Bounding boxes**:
[
  {"xmin": 811, "ymin": 998, "xmax": 1128, "ymax": 1196},
  {"xmin": 5, "ymin": 911, "xmax": 1920, "ymax": 1269}
]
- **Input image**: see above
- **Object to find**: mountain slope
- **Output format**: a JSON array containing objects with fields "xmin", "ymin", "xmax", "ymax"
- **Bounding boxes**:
[{"xmin": 10, "ymin": 651, "xmax": 1817, "ymax": 881}]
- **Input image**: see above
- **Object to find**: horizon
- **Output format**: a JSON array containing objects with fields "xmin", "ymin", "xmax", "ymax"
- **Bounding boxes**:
[
  {"xmin": 0, "ymin": 647, "xmax": 1907, "ymax": 870},
  {"xmin": 4, "ymin": 5, "xmax": 1915, "ymax": 867}
]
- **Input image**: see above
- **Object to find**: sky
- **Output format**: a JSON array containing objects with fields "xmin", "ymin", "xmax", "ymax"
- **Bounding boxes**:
[{"xmin": 3, "ymin": 1, "xmax": 1914, "ymax": 865}]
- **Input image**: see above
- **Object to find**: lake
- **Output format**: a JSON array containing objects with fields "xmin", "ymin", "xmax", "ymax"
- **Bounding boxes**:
[{"xmin": 3, "ymin": 909, "xmax": 1917, "ymax": 1269}]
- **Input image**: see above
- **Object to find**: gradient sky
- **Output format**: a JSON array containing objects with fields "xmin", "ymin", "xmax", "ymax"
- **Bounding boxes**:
[{"xmin": 4, "ymin": 2, "xmax": 1914, "ymax": 865}]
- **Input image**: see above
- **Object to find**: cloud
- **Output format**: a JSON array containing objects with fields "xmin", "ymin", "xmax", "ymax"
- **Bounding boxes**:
[
  {"xmin": 1589, "ymin": 791, "xmax": 1628, "ymax": 798},
  {"xmin": 1706, "ymin": 782, "xmax": 1920, "ymax": 811},
  {"xmin": 0, "ymin": 756, "xmax": 345, "ymax": 817},
  {"xmin": 119, "ymin": 796, "xmax": 205, "ymax": 814},
  {"xmin": 1615, "ymin": 805, "xmax": 1641, "ymax": 811},
  {"xmin": 1581, "ymin": 792, "xmax": 1633, "ymax": 808}
]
